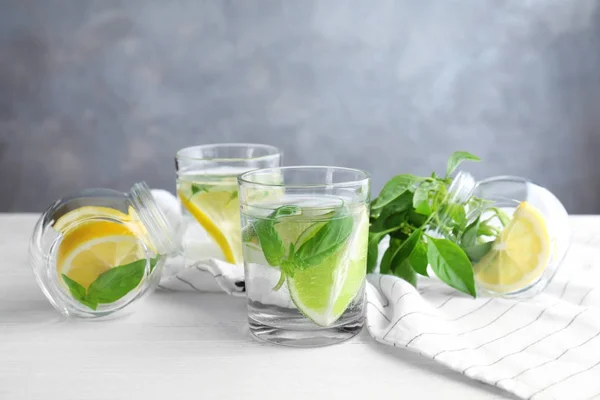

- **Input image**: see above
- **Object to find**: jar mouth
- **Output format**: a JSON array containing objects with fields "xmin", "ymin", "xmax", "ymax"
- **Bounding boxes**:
[
  {"xmin": 130, "ymin": 182, "xmax": 181, "ymax": 256},
  {"xmin": 238, "ymin": 166, "xmax": 371, "ymax": 189},
  {"xmin": 176, "ymin": 143, "xmax": 281, "ymax": 163},
  {"xmin": 446, "ymin": 171, "xmax": 477, "ymax": 205},
  {"xmin": 478, "ymin": 175, "xmax": 532, "ymax": 185}
]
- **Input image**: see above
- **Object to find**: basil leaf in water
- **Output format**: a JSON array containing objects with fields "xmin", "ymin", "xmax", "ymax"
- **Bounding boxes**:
[{"xmin": 62, "ymin": 257, "xmax": 160, "ymax": 310}]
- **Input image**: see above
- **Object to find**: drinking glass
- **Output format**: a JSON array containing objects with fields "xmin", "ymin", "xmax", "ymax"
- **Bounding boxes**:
[
  {"xmin": 176, "ymin": 144, "xmax": 281, "ymax": 265},
  {"xmin": 238, "ymin": 166, "xmax": 370, "ymax": 347}
]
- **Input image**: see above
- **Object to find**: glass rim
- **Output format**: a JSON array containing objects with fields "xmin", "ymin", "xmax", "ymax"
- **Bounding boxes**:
[
  {"xmin": 477, "ymin": 175, "xmax": 532, "ymax": 185},
  {"xmin": 176, "ymin": 143, "xmax": 281, "ymax": 162},
  {"xmin": 238, "ymin": 165, "xmax": 371, "ymax": 189}
]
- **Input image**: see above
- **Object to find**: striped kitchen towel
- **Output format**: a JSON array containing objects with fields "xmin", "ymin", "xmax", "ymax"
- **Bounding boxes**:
[{"xmin": 366, "ymin": 218, "xmax": 600, "ymax": 400}]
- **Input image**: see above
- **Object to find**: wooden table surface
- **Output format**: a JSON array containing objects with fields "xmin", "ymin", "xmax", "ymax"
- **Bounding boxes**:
[{"xmin": 0, "ymin": 214, "xmax": 519, "ymax": 400}]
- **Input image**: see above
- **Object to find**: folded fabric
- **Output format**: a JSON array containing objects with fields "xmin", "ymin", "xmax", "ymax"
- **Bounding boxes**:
[
  {"xmin": 150, "ymin": 189, "xmax": 600, "ymax": 399},
  {"xmin": 367, "ymin": 225, "xmax": 600, "ymax": 400}
]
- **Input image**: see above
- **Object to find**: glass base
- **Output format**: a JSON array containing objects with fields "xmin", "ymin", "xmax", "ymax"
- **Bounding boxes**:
[{"xmin": 248, "ymin": 316, "xmax": 364, "ymax": 347}]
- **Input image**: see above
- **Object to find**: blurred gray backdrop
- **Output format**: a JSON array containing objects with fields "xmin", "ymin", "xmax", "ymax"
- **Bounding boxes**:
[{"xmin": 1, "ymin": 0, "xmax": 599, "ymax": 213}]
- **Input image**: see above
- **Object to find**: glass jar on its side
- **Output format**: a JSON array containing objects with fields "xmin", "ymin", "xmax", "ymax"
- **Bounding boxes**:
[
  {"xmin": 433, "ymin": 172, "xmax": 570, "ymax": 299},
  {"xmin": 29, "ymin": 182, "xmax": 181, "ymax": 318}
]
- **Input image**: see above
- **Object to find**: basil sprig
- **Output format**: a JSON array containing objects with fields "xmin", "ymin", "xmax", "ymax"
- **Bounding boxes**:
[
  {"xmin": 62, "ymin": 257, "xmax": 159, "ymax": 310},
  {"xmin": 368, "ymin": 151, "xmax": 508, "ymax": 298}
]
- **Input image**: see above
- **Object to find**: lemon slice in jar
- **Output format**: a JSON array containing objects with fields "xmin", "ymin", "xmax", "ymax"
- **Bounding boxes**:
[
  {"xmin": 57, "ymin": 220, "xmax": 147, "ymax": 289},
  {"xmin": 474, "ymin": 201, "xmax": 551, "ymax": 294}
]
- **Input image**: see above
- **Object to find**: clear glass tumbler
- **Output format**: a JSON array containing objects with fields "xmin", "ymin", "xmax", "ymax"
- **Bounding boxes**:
[
  {"xmin": 175, "ymin": 144, "xmax": 281, "ymax": 266},
  {"xmin": 238, "ymin": 166, "xmax": 370, "ymax": 347}
]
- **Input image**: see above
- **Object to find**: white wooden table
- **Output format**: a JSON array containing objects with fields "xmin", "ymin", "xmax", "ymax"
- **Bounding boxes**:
[{"xmin": 0, "ymin": 214, "xmax": 520, "ymax": 400}]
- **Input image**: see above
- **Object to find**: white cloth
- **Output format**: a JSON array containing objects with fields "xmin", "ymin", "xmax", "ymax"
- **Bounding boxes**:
[
  {"xmin": 151, "ymin": 189, "xmax": 600, "ymax": 400},
  {"xmin": 366, "ymin": 235, "xmax": 600, "ymax": 400}
]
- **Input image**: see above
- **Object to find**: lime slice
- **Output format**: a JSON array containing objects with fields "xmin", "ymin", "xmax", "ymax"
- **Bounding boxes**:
[
  {"xmin": 178, "ymin": 183, "xmax": 242, "ymax": 264},
  {"xmin": 286, "ymin": 208, "xmax": 368, "ymax": 327},
  {"xmin": 474, "ymin": 201, "xmax": 551, "ymax": 293}
]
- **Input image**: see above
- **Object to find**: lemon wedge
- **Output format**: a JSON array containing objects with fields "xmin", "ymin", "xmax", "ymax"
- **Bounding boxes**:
[
  {"xmin": 57, "ymin": 220, "xmax": 146, "ymax": 288},
  {"xmin": 474, "ymin": 201, "xmax": 551, "ymax": 294},
  {"xmin": 178, "ymin": 186, "xmax": 242, "ymax": 264}
]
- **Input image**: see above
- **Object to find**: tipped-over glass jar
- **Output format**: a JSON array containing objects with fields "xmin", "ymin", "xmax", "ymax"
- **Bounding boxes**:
[
  {"xmin": 433, "ymin": 172, "xmax": 570, "ymax": 299},
  {"xmin": 29, "ymin": 182, "xmax": 181, "ymax": 318}
]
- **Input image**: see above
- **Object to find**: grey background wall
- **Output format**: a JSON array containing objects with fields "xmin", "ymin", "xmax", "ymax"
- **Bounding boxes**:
[{"xmin": 1, "ymin": 0, "xmax": 599, "ymax": 213}]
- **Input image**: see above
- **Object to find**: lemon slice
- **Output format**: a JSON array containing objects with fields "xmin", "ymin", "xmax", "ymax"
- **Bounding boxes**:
[
  {"xmin": 53, "ymin": 206, "xmax": 134, "ymax": 232},
  {"xmin": 286, "ymin": 208, "xmax": 368, "ymax": 326},
  {"xmin": 474, "ymin": 201, "xmax": 551, "ymax": 294},
  {"xmin": 178, "ymin": 185, "xmax": 242, "ymax": 264},
  {"xmin": 54, "ymin": 205, "xmax": 154, "ymax": 250},
  {"xmin": 57, "ymin": 220, "xmax": 146, "ymax": 288}
]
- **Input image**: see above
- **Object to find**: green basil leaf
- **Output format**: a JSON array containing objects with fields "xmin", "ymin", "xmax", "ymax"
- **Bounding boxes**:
[
  {"xmin": 254, "ymin": 205, "xmax": 300, "ymax": 266},
  {"xmin": 296, "ymin": 214, "xmax": 353, "ymax": 267},
  {"xmin": 242, "ymin": 225, "xmax": 257, "ymax": 242},
  {"xmin": 191, "ymin": 184, "xmax": 211, "ymax": 195},
  {"xmin": 149, "ymin": 256, "xmax": 160, "ymax": 272},
  {"xmin": 427, "ymin": 237, "xmax": 476, "ymax": 297},
  {"xmin": 366, "ymin": 227, "xmax": 399, "ymax": 273},
  {"xmin": 367, "ymin": 235, "xmax": 379, "ymax": 273},
  {"xmin": 461, "ymin": 216, "xmax": 480, "ymax": 248},
  {"xmin": 462, "ymin": 241, "xmax": 494, "ymax": 263},
  {"xmin": 62, "ymin": 274, "xmax": 86, "ymax": 300},
  {"xmin": 394, "ymin": 260, "xmax": 417, "ymax": 287},
  {"xmin": 431, "ymin": 180, "xmax": 448, "ymax": 211},
  {"xmin": 391, "ymin": 229, "xmax": 422, "ymax": 268},
  {"xmin": 389, "ymin": 229, "xmax": 410, "ymax": 241},
  {"xmin": 371, "ymin": 174, "xmax": 420, "ymax": 210},
  {"xmin": 380, "ymin": 239, "xmax": 400, "ymax": 274},
  {"xmin": 371, "ymin": 191, "xmax": 413, "ymax": 232},
  {"xmin": 491, "ymin": 207, "xmax": 510, "ymax": 227},
  {"xmin": 409, "ymin": 240, "xmax": 429, "ymax": 276},
  {"xmin": 408, "ymin": 210, "xmax": 427, "ymax": 228},
  {"xmin": 87, "ymin": 259, "xmax": 146, "ymax": 304},
  {"xmin": 445, "ymin": 151, "xmax": 480, "ymax": 178},
  {"xmin": 62, "ymin": 274, "xmax": 98, "ymax": 310},
  {"xmin": 413, "ymin": 182, "xmax": 433, "ymax": 216},
  {"xmin": 225, "ymin": 191, "xmax": 238, "ymax": 206},
  {"xmin": 380, "ymin": 213, "xmax": 408, "ymax": 234},
  {"xmin": 280, "ymin": 243, "xmax": 296, "ymax": 278},
  {"xmin": 80, "ymin": 298, "xmax": 98, "ymax": 310},
  {"xmin": 477, "ymin": 222, "xmax": 497, "ymax": 237},
  {"xmin": 449, "ymin": 204, "xmax": 466, "ymax": 230}
]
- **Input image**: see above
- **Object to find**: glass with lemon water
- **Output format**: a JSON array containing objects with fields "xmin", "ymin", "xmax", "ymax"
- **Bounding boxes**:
[
  {"xmin": 177, "ymin": 168, "xmax": 245, "ymax": 264},
  {"xmin": 239, "ymin": 166, "xmax": 370, "ymax": 346},
  {"xmin": 175, "ymin": 144, "xmax": 281, "ymax": 265}
]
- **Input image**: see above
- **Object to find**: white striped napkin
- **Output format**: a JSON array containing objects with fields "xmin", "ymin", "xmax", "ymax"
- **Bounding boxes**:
[
  {"xmin": 367, "ymin": 219, "xmax": 600, "ymax": 400},
  {"xmin": 151, "ymin": 189, "xmax": 600, "ymax": 400}
]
